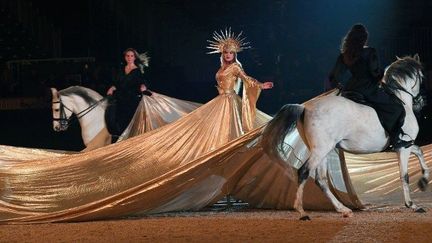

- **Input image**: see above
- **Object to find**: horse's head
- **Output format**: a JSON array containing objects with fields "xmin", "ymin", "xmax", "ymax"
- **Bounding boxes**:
[
  {"xmin": 51, "ymin": 86, "xmax": 106, "ymax": 134},
  {"xmin": 383, "ymin": 54, "xmax": 425, "ymax": 112},
  {"xmin": 51, "ymin": 87, "xmax": 73, "ymax": 132}
]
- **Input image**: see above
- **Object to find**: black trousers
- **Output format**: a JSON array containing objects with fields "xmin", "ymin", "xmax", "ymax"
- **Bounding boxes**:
[
  {"xmin": 105, "ymin": 97, "xmax": 140, "ymax": 136},
  {"xmin": 368, "ymin": 88, "xmax": 405, "ymax": 137}
]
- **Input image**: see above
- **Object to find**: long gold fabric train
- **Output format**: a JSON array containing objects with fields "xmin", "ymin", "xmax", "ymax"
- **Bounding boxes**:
[
  {"xmin": 0, "ymin": 87, "xmax": 429, "ymax": 223},
  {"xmin": 0, "ymin": 94, "xmax": 362, "ymax": 224}
]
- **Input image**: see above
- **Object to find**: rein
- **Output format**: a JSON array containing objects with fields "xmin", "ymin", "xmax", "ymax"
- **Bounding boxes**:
[
  {"xmin": 385, "ymin": 70, "xmax": 424, "ymax": 107},
  {"xmin": 53, "ymin": 97, "xmax": 107, "ymax": 127}
]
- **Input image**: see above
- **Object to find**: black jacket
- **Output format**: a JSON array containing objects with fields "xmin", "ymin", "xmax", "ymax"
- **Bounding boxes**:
[{"xmin": 329, "ymin": 47, "xmax": 383, "ymax": 97}]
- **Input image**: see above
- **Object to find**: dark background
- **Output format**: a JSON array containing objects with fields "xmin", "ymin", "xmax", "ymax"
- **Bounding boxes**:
[{"xmin": 1, "ymin": 0, "xmax": 432, "ymax": 151}]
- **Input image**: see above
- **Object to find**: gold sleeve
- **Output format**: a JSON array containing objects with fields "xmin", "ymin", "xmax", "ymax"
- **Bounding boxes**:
[
  {"xmin": 229, "ymin": 64, "xmax": 262, "ymax": 132},
  {"xmin": 233, "ymin": 64, "xmax": 262, "ymax": 88}
]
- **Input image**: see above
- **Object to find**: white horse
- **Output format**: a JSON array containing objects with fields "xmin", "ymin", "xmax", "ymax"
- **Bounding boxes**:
[
  {"xmin": 262, "ymin": 55, "xmax": 429, "ymax": 219},
  {"xmin": 51, "ymin": 86, "xmax": 110, "ymax": 148}
]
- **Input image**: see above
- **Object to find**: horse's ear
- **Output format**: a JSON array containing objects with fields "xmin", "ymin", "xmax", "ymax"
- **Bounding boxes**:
[
  {"xmin": 395, "ymin": 55, "xmax": 402, "ymax": 60},
  {"xmin": 413, "ymin": 53, "xmax": 420, "ymax": 62},
  {"xmin": 50, "ymin": 87, "xmax": 59, "ymax": 99}
]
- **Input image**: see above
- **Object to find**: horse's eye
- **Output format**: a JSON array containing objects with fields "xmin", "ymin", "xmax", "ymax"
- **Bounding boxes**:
[{"xmin": 54, "ymin": 109, "xmax": 60, "ymax": 112}]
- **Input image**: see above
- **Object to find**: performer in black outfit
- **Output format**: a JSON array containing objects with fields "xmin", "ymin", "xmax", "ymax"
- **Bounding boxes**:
[
  {"xmin": 329, "ymin": 24, "xmax": 411, "ymax": 149},
  {"xmin": 105, "ymin": 48, "xmax": 151, "ymax": 140}
]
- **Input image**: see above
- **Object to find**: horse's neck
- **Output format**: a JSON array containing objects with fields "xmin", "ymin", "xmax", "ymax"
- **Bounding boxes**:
[
  {"xmin": 395, "ymin": 90, "xmax": 420, "ymax": 141},
  {"xmin": 69, "ymin": 95, "xmax": 106, "ymax": 145},
  {"xmin": 396, "ymin": 91, "xmax": 414, "ymax": 110}
]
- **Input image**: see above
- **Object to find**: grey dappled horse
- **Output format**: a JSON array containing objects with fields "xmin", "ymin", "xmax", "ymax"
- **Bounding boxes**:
[{"xmin": 262, "ymin": 55, "xmax": 429, "ymax": 219}]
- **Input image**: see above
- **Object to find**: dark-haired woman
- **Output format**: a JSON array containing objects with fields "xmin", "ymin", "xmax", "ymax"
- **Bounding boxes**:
[
  {"xmin": 105, "ymin": 48, "xmax": 151, "ymax": 140},
  {"xmin": 329, "ymin": 24, "xmax": 410, "ymax": 149}
]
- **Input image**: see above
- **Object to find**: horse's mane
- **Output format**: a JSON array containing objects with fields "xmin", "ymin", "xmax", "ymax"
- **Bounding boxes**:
[
  {"xmin": 59, "ymin": 86, "xmax": 103, "ymax": 104},
  {"xmin": 383, "ymin": 56, "xmax": 423, "ymax": 94}
]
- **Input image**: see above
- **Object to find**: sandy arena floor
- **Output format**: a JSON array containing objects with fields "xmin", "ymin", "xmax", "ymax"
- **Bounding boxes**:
[{"xmin": 1, "ymin": 192, "xmax": 432, "ymax": 243}]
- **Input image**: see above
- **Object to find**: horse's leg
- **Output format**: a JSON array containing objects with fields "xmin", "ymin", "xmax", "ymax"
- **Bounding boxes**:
[
  {"xmin": 397, "ymin": 147, "xmax": 426, "ymax": 213},
  {"xmin": 294, "ymin": 153, "xmax": 335, "ymax": 220},
  {"xmin": 294, "ymin": 161, "xmax": 311, "ymax": 220},
  {"xmin": 411, "ymin": 145, "xmax": 430, "ymax": 191},
  {"xmin": 314, "ymin": 158, "xmax": 353, "ymax": 217}
]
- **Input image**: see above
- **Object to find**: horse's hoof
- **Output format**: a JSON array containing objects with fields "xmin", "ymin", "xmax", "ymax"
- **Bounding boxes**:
[
  {"xmin": 415, "ymin": 207, "xmax": 427, "ymax": 213},
  {"xmin": 418, "ymin": 178, "xmax": 429, "ymax": 191},
  {"xmin": 299, "ymin": 215, "xmax": 311, "ymax": 221},
  {"xmin": 342, "ymin": 211, "xmax": 353, "ymax": 218}
]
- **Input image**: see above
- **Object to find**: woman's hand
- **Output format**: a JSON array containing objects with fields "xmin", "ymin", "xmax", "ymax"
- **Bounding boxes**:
[
  {"xmin": 140, "ymin": 84, "xmax": 147, "ymax": 92},
  {"xmin": 261, "ymin": 82, "xmax": 274, "ymax": 90},
  {"xmin": 107, "ymin": 86, "xmax": 116, "ymax": 95}
]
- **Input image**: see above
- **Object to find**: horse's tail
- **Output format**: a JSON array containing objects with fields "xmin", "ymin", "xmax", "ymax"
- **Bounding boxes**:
[{"xmin": 262, "ymin": 104, "xmax": 304, "ymax": 161}]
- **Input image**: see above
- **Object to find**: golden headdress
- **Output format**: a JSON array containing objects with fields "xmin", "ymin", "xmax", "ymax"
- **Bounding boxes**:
[{"xmin": 207, "ymin": 27, "xmax": 251, "ymax": 54}]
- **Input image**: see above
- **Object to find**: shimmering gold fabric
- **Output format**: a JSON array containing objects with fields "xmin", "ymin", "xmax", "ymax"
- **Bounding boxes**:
[
  {"xmin": 83, "ymin": 92, "xmax": 201, "ymax": 150},
  {"xmin": 118, "ymin": 92, "xmax": 201, "ymax": 141},
  {"xmin": 0, "ymin": 145, "xmax": 70, "ymax": 162},
  {"xmin": 346, "ymin": 144, "xmax": 432, "ymax": 203},
  {"xmin": 1, "ymin": 79, "xmax": 428, "ymax": 223}
]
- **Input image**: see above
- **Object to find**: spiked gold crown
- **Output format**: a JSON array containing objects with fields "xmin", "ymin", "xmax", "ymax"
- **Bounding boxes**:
[{"xmin": 207, "ymin": 28, "xmax": 251, "ymax": 54}]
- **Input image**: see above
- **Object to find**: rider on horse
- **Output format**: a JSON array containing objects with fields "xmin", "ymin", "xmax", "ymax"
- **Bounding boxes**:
[
  {"xmin": 329, "ymin": 24, "xmax": 412, "ymax": 149},
  {"xmin": 105, "ymin": 48, "xmax": 152, "ymax": 141}
]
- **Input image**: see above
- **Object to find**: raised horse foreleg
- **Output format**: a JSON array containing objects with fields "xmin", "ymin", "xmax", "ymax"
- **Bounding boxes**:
[
  {"xmin": 411, "ymin": 145, "xmax": 430, "ymax": 191},
  {"xmin": 398, "ymin": 147, "xmax": 426, "ymax": 213}
]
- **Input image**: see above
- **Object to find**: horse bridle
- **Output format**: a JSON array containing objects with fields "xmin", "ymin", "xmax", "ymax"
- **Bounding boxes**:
[
  {"xmin": 393, "ymin": 70, "xmax": 425, "ymax": 110},
  {"xmin": 52, "ymin": 97, "xmax": 107, "ymax": 130}
]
